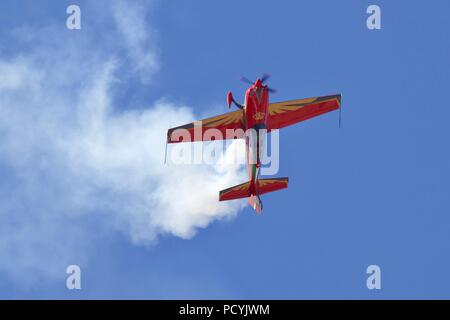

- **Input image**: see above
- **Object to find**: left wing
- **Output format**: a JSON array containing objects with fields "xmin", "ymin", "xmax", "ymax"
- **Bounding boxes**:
[
  {"xmin": 268, "ymin": 94, "xmax": 341, "ymax": 130},
  {"xmin": 167, "ymin": 110, "xmax": 245, "ymax": 143}
]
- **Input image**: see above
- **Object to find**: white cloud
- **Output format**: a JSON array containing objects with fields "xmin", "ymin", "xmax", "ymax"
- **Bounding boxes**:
[
  {"xmin": 0, "ymin": 0, "xmax": 246, "ymax": 285},
  {"xmin": 111, "ymin": 0, "xmax": 159, "ymax": 81}
]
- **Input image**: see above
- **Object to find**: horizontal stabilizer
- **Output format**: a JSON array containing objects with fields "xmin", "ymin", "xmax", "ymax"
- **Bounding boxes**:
[
  {"xmin": 219, "ymin": 178, "xmax": 288, "ymax": 213},
  {"xmin": 257, "ymin": 178, "xmax": 289, "ymax": 195},
  {"xmin": 219, "ymin": 181, "xmax": 251, "ymax": 201}
]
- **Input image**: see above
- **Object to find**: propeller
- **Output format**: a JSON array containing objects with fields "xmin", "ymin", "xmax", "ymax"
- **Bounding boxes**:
[
  {"xmin": 261, "ymin": 73, "xmax": 271, "ymax": 84},
  {"xmin": 240, "ymin": 76, "xmax": 253, "ymax": 85},
  {"xmin": 261, "ymin": 73, "xmax": 277, "ymax": 93},
  {"xmin": 240, "ymin": 74, "xmax": 277, "ymax": 93}
]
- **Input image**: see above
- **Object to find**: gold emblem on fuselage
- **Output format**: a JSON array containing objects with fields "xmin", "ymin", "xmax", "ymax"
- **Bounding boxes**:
[{"xmin": 253, "ymin": 112, "xmax": 265, "ymax": 121}]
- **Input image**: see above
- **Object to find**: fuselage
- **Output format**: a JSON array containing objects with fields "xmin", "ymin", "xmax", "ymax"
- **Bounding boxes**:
[{"xmin": 243, "ymin": 80, "xmax": 269, "ymax": 195}]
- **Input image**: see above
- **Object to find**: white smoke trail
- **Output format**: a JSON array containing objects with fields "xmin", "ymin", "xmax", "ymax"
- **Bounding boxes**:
[{"xmin": 0, "ymin": 1, "xmax": 246, "ymax": 284}]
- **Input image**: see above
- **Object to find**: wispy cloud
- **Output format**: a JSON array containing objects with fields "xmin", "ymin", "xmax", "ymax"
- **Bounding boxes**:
[
  {"xmin": 112, "ymin": 0, "xmax": 159, "ymax": 82},
  {"xmin": 0, "ymin": 0, "xmax": 245, "ymax": 285}
]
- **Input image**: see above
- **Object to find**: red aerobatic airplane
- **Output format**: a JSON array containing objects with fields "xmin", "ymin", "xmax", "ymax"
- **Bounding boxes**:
[{"xmin": 167, "ymin": 75, "xmax": 341, "ymax": 213}]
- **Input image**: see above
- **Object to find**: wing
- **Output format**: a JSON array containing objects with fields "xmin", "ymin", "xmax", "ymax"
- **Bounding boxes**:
[
  {"xmin": 167, "ymin": 110, "xmax": 245, "ymax": 143},
  {"xmin": 268, "ymin": 94, "xmax": 341, "ymax": 130}
]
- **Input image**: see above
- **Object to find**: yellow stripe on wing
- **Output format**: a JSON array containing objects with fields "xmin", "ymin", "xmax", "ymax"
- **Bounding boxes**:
[
  {"xmin": 269, "ymin": 96, "xmax": 340, "ymax": 116},
  {"xmin": 203, "ymin": 110, "xmax": 244, "ymax": 128}
]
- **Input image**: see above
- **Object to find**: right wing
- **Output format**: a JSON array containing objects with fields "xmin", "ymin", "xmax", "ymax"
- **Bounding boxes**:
[
  {"xmin": 167, "ymin": 110, "xmax": 245, "ymax": 143},
  {"xmin": 268, "ymin": 94, "xmax": 341, "ymax": 130}
]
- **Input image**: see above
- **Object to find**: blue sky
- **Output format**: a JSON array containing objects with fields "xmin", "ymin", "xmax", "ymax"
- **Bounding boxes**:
[{"xmin": 0, "ymin": 0, "xmax": 450, "ymax": 299}]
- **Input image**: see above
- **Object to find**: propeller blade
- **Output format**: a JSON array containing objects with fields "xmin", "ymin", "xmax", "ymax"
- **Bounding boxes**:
[
  {"xmin": 240, "ymin": 76, "xmax": 253, "ymax": 85},
  {"xmin": 268, "ymin": 87, "xmax": 277, "ymax": 94},
  {"xmin": 261, "ymin": 73, "xmax": 271, "ymax": 84}
]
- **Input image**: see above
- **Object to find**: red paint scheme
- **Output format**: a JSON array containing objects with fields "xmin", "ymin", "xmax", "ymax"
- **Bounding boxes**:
[
  {"xmin": 243, "ymin": 79, "xmax": 269, "ymax": 129},
  {"xmin": 167, "ymin": 77, "xmax": 341, "ymax": 213},
  {"xmin": 242, "ymin": 80, "xmax": 270, "ymax": 209}
]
